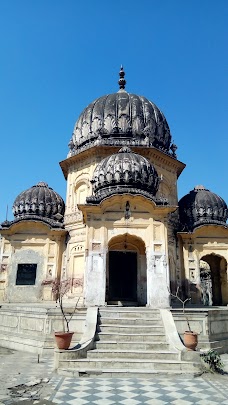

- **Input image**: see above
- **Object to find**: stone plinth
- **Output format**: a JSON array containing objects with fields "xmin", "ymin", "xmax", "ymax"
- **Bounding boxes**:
[
  {"xmin": 172, "ymin": 307, "xmax": 228, "ymax": 354},
  {"xmin": 0, "ymin": 303, "xmax": 86, "ymax": 354}
]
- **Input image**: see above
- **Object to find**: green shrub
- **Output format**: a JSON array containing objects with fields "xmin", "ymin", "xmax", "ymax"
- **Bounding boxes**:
[{"xmin": 200, "ymin": 349, "xmax": 224, "ymax": 373}]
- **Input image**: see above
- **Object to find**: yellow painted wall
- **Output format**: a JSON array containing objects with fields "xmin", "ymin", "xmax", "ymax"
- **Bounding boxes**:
[{"xmin": 0, "ymin": 222, "xmax": 66, "ymax": 302}]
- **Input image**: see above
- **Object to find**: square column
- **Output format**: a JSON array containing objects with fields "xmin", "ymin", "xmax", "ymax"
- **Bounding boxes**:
[
  {"xmin": 146, "ymin": 248, "xmax": 170, "ymax": 308},
  {"xmin": 84, "ymin": 252, "xmax": 106, "ymax": 306}
]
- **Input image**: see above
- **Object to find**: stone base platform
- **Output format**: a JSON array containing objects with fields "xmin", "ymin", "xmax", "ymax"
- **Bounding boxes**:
[
  {"xmin": 0, "ymin": 302, "xmax": 86, "ymax": 354},
  {"xmin": 0, "ymin": 303, "xmax": 228, "ymax": 355},
  {"xmin": 172, "ymin": 306, "xmax": 228, "ymax": 354}
]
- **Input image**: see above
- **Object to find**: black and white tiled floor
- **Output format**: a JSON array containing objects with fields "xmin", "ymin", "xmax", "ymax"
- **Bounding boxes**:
[
  {"xmin": 47, "ymin": 376, "xmax": 228, "ymax": 405},
  {"xmin": 1, "ymin": 349, "xmax": 228, "ymax": 405}
]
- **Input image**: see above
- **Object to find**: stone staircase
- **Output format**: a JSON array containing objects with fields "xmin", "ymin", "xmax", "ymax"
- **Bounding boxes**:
[{"xmin": 57, "ymin": 307, "xmax": 201, "ymax": 377}]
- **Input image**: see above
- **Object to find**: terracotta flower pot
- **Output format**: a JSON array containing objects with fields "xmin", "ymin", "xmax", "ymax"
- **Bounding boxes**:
[
  {"xmin": 184, "ymin": 331, "xmax": 198, "ymax": 351},
  {"xmin": 54, "ymin": 332, "xmax": 74, "ymax": 349}
]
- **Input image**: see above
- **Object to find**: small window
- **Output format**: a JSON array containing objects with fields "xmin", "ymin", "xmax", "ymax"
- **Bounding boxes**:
[{"xmin": 16, "ymin": 264, "xmax": 37, "ymax": 285}]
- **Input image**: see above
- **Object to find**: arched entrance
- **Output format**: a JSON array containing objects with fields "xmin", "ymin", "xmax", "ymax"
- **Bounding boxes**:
[
  {"xmin": 107, "ymin": 234, "xmax": 146, "ymax": 305},
  {"xmin": 200, "ymin": 254, "xmax": 228, "ymax": 306}
]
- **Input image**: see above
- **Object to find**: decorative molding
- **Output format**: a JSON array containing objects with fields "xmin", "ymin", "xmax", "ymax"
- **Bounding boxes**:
[
  {"xmin": 60, "ymin": 144, "xmax": 185, "ymax": 180},
  {"xmin": 87, "ymin": 187, "xmax": 168, "ymax": 205},
  {"xmin": 64, "ymin": 212, "xmax": 83, "ymax": 225},
  {"xmin": 0, "ymin": 263, "xmax": 7, "ymax": 272},
  {"xmin": 92, "ymin": 242, "xmax": 101, "ymax": 252},
  {"xmin": 1, "ymin": 215, "xmax": 65, "ymax": 230}
]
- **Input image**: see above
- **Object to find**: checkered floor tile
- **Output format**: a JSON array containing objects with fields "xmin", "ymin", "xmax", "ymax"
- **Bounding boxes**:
[
  {"xmin": 1, "ymin": 348, "xmax": 228, "ymax": 405},
  {"xmin": 47, "ymin": 376, "xmax": 228, "ymax": 404}
]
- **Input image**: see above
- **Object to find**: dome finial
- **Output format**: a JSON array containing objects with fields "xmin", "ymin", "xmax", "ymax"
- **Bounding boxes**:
[{"xmin": 118, "ymin": 65, "xmax": 126, "ymax": 90}]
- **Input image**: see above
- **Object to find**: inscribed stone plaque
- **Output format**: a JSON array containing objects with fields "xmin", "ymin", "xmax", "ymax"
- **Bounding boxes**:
[{"xmin": 16, "ymin": 264, "xmax": 37, "ymax": 285}]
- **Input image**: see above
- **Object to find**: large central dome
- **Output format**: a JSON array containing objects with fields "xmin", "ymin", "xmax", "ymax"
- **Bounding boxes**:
[{"xmin": 68, "ymin": 67, "xmax": 176, "ymax": 158}]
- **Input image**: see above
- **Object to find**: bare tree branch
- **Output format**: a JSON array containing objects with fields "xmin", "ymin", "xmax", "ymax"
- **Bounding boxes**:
[{"xmin": 168, "ymin": 286, "xmax": 192, "ymax": 332}]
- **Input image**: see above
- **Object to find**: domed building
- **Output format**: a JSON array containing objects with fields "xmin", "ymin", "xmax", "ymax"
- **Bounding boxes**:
[
  {"xmin": 0, "ymin": 182, "xmax": 66, "ymax": 302},
  {"xmin": 178, "ymin": 185, "xmax": 228, "ymax": 306},
  {"xmin": 0, "ymin": 67, "xmax": 228, "ymax": 312},
  {"xmin": 12, "ymin": 181, "xmax": 65, "ymax": 225}
]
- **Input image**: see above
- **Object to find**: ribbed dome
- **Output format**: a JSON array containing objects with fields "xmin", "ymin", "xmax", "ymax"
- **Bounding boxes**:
[
  {"xmin": 87, "ymin": 147, "xmax": 160, "ymax": 204},
  {"xmin": 12, "ymin": 182, "xmax": 65, "ymax": 223},
  {"xmin": 179, "ymin": 185, "xmax": 228, "ymax": 231},
  {"xmin": 68, "ymin": 69, "xmax": 177, "ymax": 158}
]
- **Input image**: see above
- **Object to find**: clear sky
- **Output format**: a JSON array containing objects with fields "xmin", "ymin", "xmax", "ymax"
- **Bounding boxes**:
[{"xmin": 0, "ymin": 0, "xmax": 227, "ymax": 221}]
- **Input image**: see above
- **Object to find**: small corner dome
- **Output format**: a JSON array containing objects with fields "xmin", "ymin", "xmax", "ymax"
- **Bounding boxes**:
[
  {"xmin": 178, "ymin": 185, "xmax": 228, "ymax": 231},
  {"xmin": 87, "ymin": 147, "xmax": 159, "ymax": 203},
  {"xmin": 12, "ymin": 181, "xmax": 65, "ymax": 222},
  {"xmin": 68, "ymin": 67, "xmax": 176, "ymax": 157}
]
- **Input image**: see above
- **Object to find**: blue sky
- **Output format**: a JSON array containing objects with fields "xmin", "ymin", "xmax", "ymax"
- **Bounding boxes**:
[{"xmin": 0, "ymin": 0, "xmax": 227, "ymax": 221}]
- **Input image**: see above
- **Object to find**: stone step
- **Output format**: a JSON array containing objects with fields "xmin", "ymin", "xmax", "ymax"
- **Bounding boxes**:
[
  {"xmin": 58, "ymin": 358, "xmax": 199, "ymax": 372},
  {"xmin": 102, "ymin": 306, "xmax": 159, "ymax": 311},
  {"xmin": 96, "ymin": 332, "xmax": 167, "ymax": 342},
  {"xmin": 106, "ymin": 301, "xmax": 139, "ymax": 306},
  {"xmin": 87, "ymin": 349, "xmax": 179, "ymax": 360},
  {"xmin": 97, "ymin": 324, "xmax": 164, "ymax": 334},
  {"xmin": 98, "ymin": 316, "xmax": 162, "ymax": 326},
  {"xmin": 56, "ymin": 307, "xmax": 202, "ymax": 377},
  {"xmin": 99, "ymin": 309, "xmax": 161, "ymax": 319},
  {"xmin": 58, "ymin": 368, "xmax": 197, "ymax": 377},
  {"xmin": 94, "ymin": 341, "xmax": 170, "ymax": 350}
]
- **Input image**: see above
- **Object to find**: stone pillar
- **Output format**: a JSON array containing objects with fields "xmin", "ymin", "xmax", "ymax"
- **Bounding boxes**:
[
  {"xmin": 146, "ymin": 248, "xmax": 170, "ymax": 308},
  {"xmin": 84, "ymin": 251, "xmax": 106, "ymax": 306}
]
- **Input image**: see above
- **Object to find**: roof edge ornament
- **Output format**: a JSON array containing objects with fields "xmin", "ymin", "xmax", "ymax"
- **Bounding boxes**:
[
  {"xmin": 34, "ymin": 181, "xmax": 49, "ymax": 188},
  {"xmin": 118, "ymin": 146, "xmax": 132, "ymax": 153},
  {"xmin": 118, "ymin": 65, "xmax": 126, "ymax": 90},
  {"xmin": 194, "ymin": 185, "xmax": 208, "ymax": 191}
]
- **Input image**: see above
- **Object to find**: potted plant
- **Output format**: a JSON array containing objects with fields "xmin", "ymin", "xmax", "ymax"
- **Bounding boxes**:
[
  {"xmin": 170, "ymin": 286, "xmax": 198, "ymax": 351},
  {"xmin": 51, "ymin": 278, "xmax": 80, "ymax": 350}
]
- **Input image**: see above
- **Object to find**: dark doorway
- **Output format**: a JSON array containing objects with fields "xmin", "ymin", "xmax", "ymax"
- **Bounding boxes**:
[{"xmin": 109, "ymin": 251, "xmax": 137, "ymax": 301}]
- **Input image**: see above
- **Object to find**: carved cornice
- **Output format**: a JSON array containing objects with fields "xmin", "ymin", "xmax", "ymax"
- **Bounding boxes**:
[
  {"xmin": 178, "ymin": 222, "xmax": 228, "ymax": 238},
  {"xmin": 87, "ymin": 188, "xmax": 168, "ymax": 205},
  {"xmin": 78, "ymin": 194, "xmax": 178, "ymax": 222},
  {"xmin": 64, "ymin": 212, "xmax": 83, "ymax": 225},
  {"xmin": 0, "ymin": 215, "xmax": 66, "ymax": 231},
  {"xmin": 60, "ymin": 145, "xmax": 185, "ymax": 179}
]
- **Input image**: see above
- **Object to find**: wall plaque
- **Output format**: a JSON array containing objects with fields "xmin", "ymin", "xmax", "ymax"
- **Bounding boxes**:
[{"xmin": 16, "ymin": 264, "xmax": 37, "ymax": 285}]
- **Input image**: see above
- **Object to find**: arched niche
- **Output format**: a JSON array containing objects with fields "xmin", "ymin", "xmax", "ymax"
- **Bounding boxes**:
[
  {"xmin": 157, "ymin": 175, "xmax": 174, "ymax": 203},
  {"xmin": 74, "ymin": 179, "xmax": 90, "ymax": 206},
  {"xmin": 70, "ymin": 178, "xmax": 90, "ymax": 221}
]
